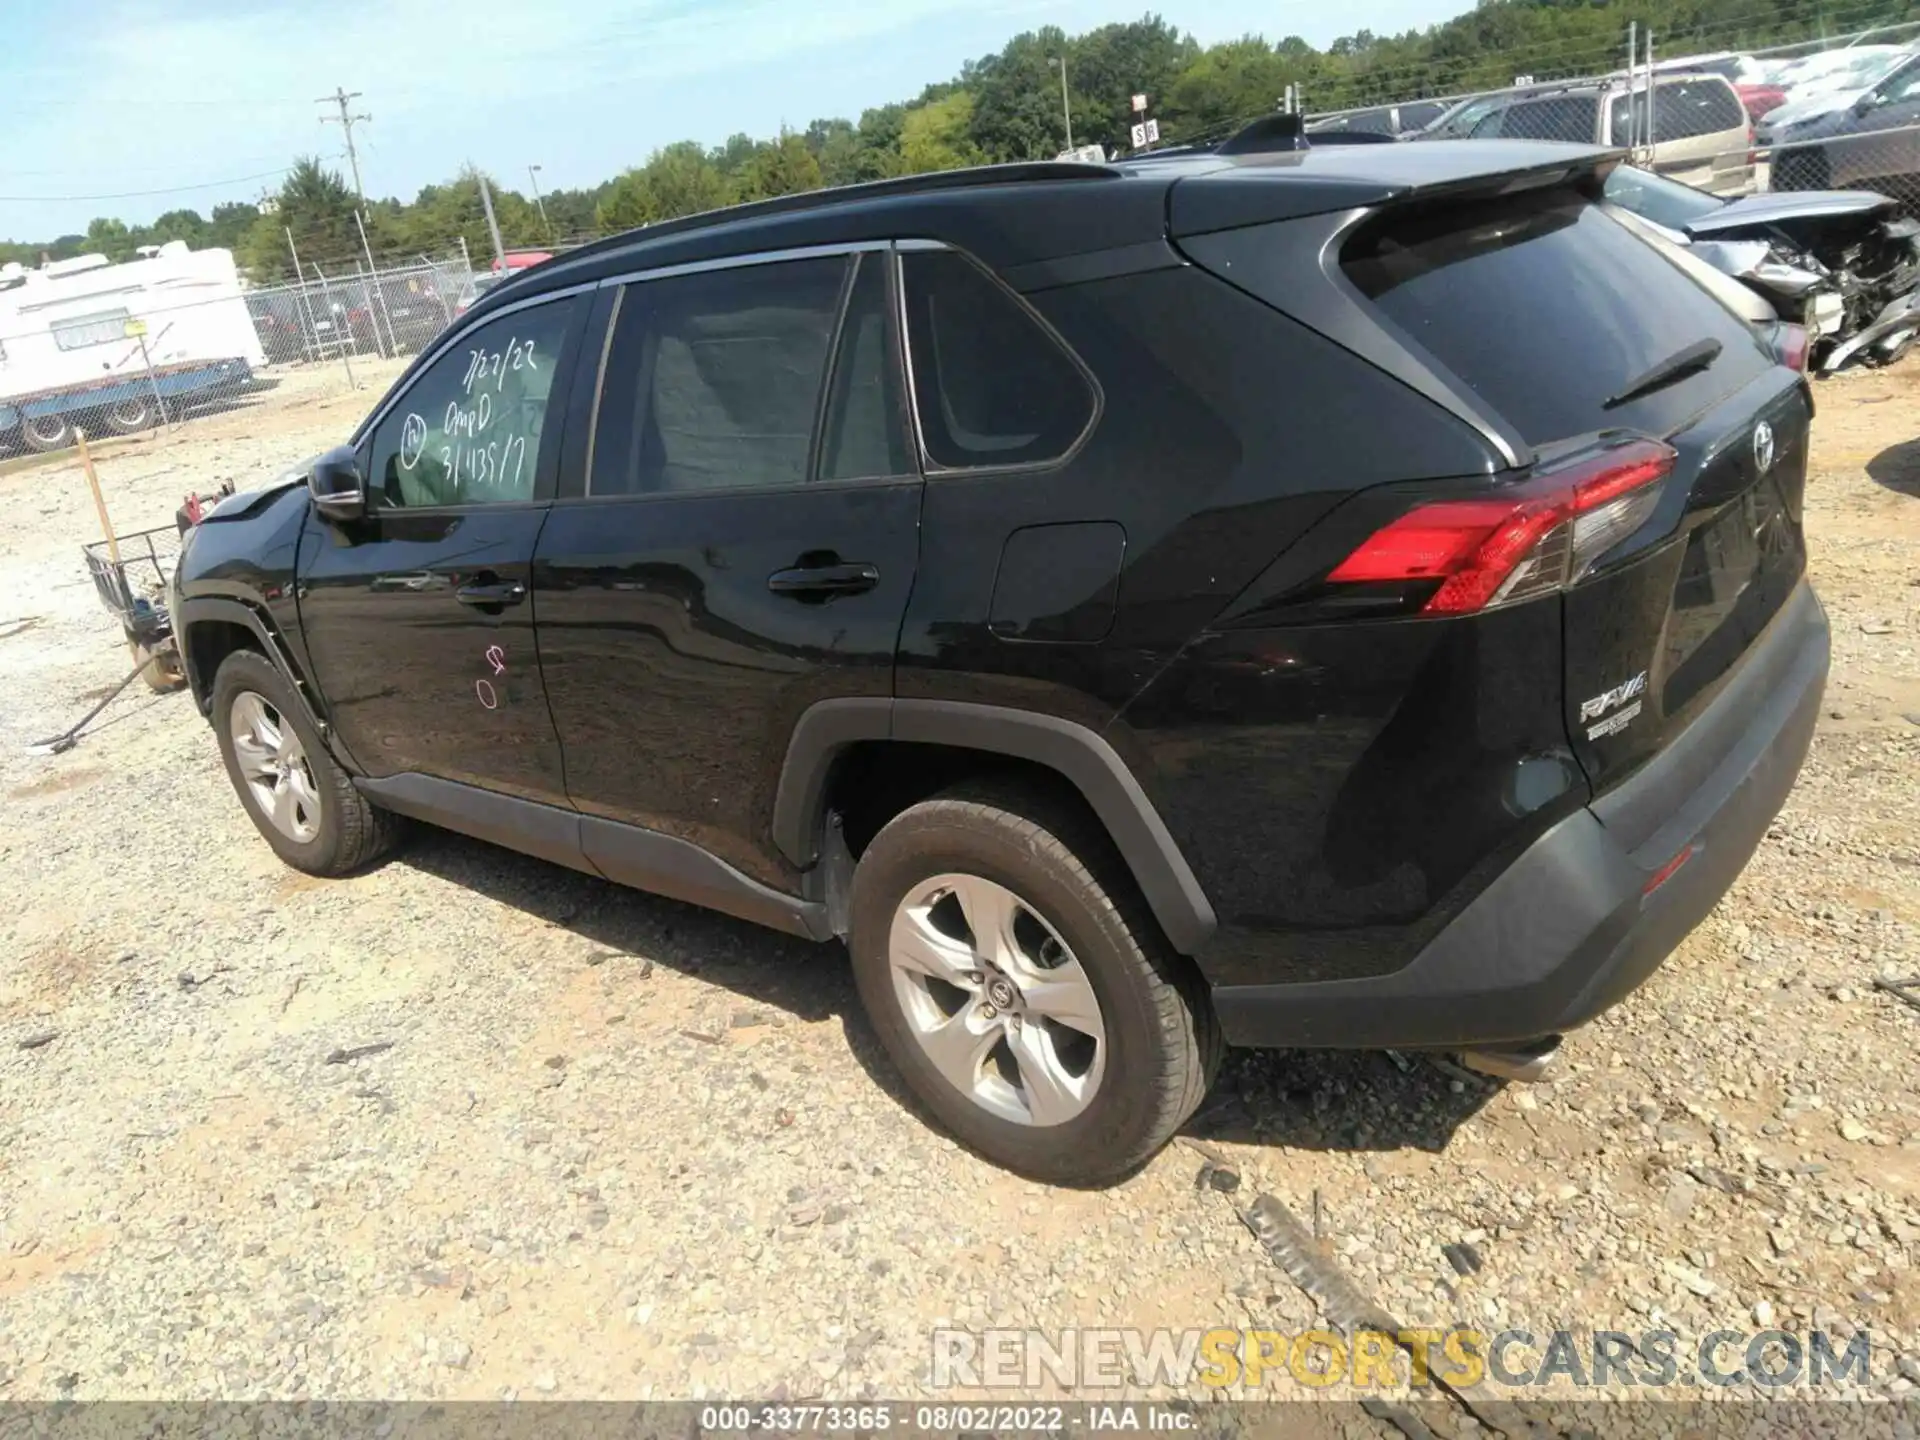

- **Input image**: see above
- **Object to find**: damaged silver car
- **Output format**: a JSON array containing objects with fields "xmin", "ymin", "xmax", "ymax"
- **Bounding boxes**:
[{"xmin": 1603, "ymin": 165, "xmax": 1920, "ymax": 372}]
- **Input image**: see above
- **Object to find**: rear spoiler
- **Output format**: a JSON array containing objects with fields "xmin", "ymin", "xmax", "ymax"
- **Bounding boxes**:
[{"xmin": 1170, "ymin": 144, "xmax": 1625, "ymax": 237}]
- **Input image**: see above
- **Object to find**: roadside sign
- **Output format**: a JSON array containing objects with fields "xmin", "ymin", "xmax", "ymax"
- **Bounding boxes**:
[
  {"xmin": 1514, "ymin": 74, "xmax": 1536, "ymax": 86},
  {"xmin": 122, "ymin": 319, "xmax": 148, "ymax": 338},
  {"xmin": 1131, "ymin": 93, "xmax": 1149, "ymax": 113},
  {"xmin": 1130, "ymin": 119, "xmax": 1160, "ymax": 148}
]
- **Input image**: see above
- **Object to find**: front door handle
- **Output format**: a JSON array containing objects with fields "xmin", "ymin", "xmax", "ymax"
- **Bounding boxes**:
[
  {"xmin": 456, "ymin": 577, "xmax": 527, "ymax": 610},
  {"xmin": 767, "ymin": 561, "xmax": 880, "ymax": 599}
]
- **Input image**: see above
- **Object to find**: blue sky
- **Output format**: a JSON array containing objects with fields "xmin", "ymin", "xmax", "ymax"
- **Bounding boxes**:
[{"xmin": 0, "ymin": 0, "xmax": 1463, "ymax": 241}]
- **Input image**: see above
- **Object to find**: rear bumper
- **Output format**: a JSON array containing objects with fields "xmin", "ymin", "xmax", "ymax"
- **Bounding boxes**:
[{"xmin": 1212, "ymin": 578, "xmax": 1829, "ymax": 1049}]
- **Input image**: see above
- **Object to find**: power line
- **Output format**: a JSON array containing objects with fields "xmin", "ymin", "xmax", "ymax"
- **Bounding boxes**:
[
  {"xmin": 317, "ymin": 87, "xmax": 372, "ymax": 201},
  {"xmin": 0, "ymin": 166, "xmax": 297, "ymax": 204}
]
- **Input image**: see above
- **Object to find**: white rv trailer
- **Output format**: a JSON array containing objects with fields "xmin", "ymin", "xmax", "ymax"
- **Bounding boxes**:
[{"xmin": 0, "ymin": 241, "xmax": 265, "ymax": 452}]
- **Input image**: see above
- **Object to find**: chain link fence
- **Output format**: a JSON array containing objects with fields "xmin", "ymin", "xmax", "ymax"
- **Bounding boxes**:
[{"xmin": 0, "ymin": 247, "xmax": 475, "ymax": 460}]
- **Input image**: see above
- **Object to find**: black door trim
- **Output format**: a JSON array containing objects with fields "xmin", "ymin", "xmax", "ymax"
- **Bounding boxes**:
[
  {"xmin": 772, "ymin": 697, "xmax": 1217, "ymax": 955},
  {"xmin": 356, "ymin": 772, "xmax": 833, "ymax": 942}
]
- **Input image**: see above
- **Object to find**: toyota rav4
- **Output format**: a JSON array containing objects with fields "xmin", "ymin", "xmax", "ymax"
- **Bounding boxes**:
[{"xmin": 174, "ymin": 140, "xmax": 1828, "ymax": 1183}]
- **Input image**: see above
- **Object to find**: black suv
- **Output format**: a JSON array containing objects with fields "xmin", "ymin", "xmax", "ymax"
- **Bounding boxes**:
[{"xmin": 175, "ymin": 141, "xmax": 1828, "ymax": 1183}]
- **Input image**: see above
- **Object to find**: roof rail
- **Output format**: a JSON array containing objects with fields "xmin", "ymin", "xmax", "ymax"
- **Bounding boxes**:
[{"xmin": 535, "ymin": 161, "xmax": 1121, "ymax": 276}]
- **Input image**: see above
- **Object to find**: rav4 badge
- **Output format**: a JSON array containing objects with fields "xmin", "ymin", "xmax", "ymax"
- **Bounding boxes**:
[{"xmin": 1580, "ymin": 670, "xmax": 1648, "ymax": 741}]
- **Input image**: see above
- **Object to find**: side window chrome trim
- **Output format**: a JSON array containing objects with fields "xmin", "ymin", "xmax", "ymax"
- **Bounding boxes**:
[
  {"xmin": 893, "ymin": 240, "xmax": 1105, "ymax": 478},
  {"xmin": 353, "ymin": 281, "xmax": 596, "ymax": 445},
  {"xmin": 593, "ymin": 239, "xmax": 891, "ymax": 292}
]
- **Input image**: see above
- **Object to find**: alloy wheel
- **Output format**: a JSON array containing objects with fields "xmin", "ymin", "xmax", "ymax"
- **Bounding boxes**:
[
  {"xmin": 229, "ymin": 690, "xmax": 321, "ymax": 843},
  {"xmin": 887, "ymin": 873, "xmax": 1106, "ymax": 1126}
]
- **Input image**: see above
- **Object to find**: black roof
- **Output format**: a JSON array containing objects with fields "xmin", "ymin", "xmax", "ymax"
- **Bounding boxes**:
[{"xmin": 473, "ymin": 141, "xmax": 1617, "ymax": 320}]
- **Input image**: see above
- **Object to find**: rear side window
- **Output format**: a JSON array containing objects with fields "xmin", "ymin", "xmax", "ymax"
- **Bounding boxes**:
[
  {"xmin": 591, "ymin": 256, "xmax": 846, "ymax": 496},
  {"xmin": 1398, "ymin": 101, "xmax": 1445, "ymax": 131},
  {"xmin": 1655, "ymin": 78, "xmax": 1745, "ymax": 138},
  {"xmin": 900, "ymin": 249, "xmax": 1095, "ymax": 470},
  {"xmin": 1473, "ymin": 95, "xmax": 1597, "ymax": 142},
  {"xmin": 1342, "ymin": 187, "xmax": 1768, "ymax": 444}
]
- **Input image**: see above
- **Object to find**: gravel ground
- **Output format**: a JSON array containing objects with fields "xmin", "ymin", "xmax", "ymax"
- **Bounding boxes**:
[{"xmin": 0, "ymin": 357, "xmax": 1916, "ymax": 1427}]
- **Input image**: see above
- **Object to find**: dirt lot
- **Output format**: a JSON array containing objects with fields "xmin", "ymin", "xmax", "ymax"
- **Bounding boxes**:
[{"xmin": 0, "ymin": 358, "xmax": 1916, "ymax": 1421}]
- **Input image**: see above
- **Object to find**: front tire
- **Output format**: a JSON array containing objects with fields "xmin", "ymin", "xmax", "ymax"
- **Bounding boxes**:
[
  {"xmin": 210, "ymin": 649, "xmax": 400, "ymax": 874},
  {"xmin": 848, "ymin": 782, "xmax": 1220, "ymax": 1185}
]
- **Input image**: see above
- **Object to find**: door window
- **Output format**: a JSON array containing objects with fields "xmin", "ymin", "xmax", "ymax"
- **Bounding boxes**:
[
  {"xmin": 591, "ymin": 254, "xmax": 907, "ymax": 496},
  {"xmin": 1877, "ymin": 59, "xmax": 1920, "ymax": 105},
  {"xmin": 367, "ymin": 300, "xmax": 574, "ymax": 509},
  {"xmin": 899, "ymin": 248, "xmax": 1096, "ymax": 470},
  {"xmin": 1472, "ymin": 95, "xmax": 1599, "ymax": 142}
]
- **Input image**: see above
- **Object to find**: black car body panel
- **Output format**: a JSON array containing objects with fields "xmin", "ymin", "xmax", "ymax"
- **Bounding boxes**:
[{"xmin": 176, "ymin": 143, "xmax": 1828, "ymax": 1055}]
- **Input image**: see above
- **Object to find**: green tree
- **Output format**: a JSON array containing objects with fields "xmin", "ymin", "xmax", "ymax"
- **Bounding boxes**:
[
  {"xmin": 84, "ymin": 217, "xmax": 136, "ymax": 262},
  {"xmin": 147, "ymin": 208, "xmax": 210, "ymax": 248},
  {"xmin": 900, "ymin": 92, "xmax": 988, "ymax": 173},
  {"xmin": 597, "ymin": 141, "xmax": 732, "ymax": 231},
  {"xmin": 738, "ymin": 130, "xmax": 824, "ymax": 201},
  {"xmin": 966, "ymin": 27, "xmax": 1074, "ymax": 161},
  {"xmin": 1065, "ymin": 16, "xmax": 1200, "ymax": 154}
]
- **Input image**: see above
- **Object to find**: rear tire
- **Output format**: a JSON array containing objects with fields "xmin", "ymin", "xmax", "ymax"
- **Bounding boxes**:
[
  {"xmin": 104, "ymin": 397, "xmax": 157, "ymax": 435},
  {"xmin": 848, "ymin": 780, "xmax": 1220, "ymax": 1185},
  {"xmin": 210, "ymin": 648, "xmax": 401, "ymax": 875},
  {"xmin": 18, "ymin": 414, "xmax": 73, "ymax": 453}
]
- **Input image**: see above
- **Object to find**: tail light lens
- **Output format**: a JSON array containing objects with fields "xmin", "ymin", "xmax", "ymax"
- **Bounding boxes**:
[
  {"xmin": 1327, "ymin": 437, "xmax": 1675, "ymax": 615},
  {"xmin": 1747, "ymin": 125, "xmax": 1758, "ymax": 167},
  {"xmin": 1767, "ymin": 321, "xmax": 1810, "ymax": 373}
]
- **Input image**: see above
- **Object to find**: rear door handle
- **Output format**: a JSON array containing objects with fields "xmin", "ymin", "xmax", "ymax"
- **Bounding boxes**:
[
  {"xmin": 456, "ymin": 578, "xmax": 527, "ymax": 609},
  {"xmin": 767, "ymin": 562, "xmax": 880, "ymax": 599}
]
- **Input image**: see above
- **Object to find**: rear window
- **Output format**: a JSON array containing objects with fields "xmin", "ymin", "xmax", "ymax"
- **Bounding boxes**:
[
  {"xmin": 1611, "ymin": 78, "xmax": 1746, "ymax": 140},
  {"xmin": 1342, "ymin": 187, "xmax": 1768, "ymax": 444},
  {"xmin": 1472, "ymin": 95, "xmax": 1598, "ymax": 142}
]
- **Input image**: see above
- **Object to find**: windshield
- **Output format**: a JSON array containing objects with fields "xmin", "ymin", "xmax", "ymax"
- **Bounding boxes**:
[{"xmin": 1602, "ymin": 165, "xmax": 1727, "ymax": 230}]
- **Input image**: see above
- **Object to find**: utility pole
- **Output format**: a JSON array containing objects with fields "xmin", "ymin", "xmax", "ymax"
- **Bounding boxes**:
[
  {"xmin": 1048, "ymin": 54, "xmax": 1074, "ymax": 151},
  {"xmin": 476, "ymin": 171, "xmax": 506, "ymax": 267},
  {"xmin": 317, "ymin": 87, "xmax": 371, "ymax": 200},
  {"xmin": 527, "ymin": 165, "xmax": 551, "ymax": 239}
]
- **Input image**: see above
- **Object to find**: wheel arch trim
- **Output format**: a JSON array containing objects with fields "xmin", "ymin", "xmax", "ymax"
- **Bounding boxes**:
[
  {"xmin": 176, "ymin": 597, "xmax": 340, "ymax": 762},
  {"xmin": 773, "ymin": 697, "xmax": 1217, "ymax": 955}
]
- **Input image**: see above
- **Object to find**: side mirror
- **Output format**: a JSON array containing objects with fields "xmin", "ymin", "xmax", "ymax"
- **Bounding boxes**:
[
  {"xmin": 308, "ymin": 445, "xmax": 366, "ymax": 521},
  {"xmin": 1853, "ymin": 93, "xmax": 1881, "ymax": 117}
]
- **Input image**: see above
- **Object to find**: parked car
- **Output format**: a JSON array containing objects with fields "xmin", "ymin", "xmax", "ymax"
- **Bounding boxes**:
[
  {"xmin": 1641, "ymin": 50, "xmax": 1788, "ymax": 121},
  {"xmin": 173, "ymin": 144, "xmax": 1827, "ymax": 1182},
  {"xmin": 1307, "ymin": 100, "xmax": 1448, "ymax": 138},
  {"xmin": 1759, "ymin": 47, "xmax": 1911, "ymax": 133},
  {"xmin": 1460, "ymin": 72, "xmax": 1757, "ymax": 194},
  {"xmin": 1766, "ymin": 48, "xmax": 1920, "ymax": 194}
]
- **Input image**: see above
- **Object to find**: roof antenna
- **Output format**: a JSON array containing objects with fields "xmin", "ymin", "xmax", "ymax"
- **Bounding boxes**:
[{"xmin": 1217, "ymin": 113, "xmax": 1308, "ymax": 155}]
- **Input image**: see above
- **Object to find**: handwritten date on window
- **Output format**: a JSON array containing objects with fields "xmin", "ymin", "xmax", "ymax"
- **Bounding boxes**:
[{"xmin": 398, "ymin": 336, "xmax": 542, "ymax": 495}]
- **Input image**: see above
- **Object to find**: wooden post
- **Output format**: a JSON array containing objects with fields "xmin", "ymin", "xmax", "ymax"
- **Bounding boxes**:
[
  {"xmin": 75, "ymin": 427, "xmax": 121, "ymax": 568},
  {"xmin": 76, "ymin": 427, "xmax": 135, "ymax": 665}
]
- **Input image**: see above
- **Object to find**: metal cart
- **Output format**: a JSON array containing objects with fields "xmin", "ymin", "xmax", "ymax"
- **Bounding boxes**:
[{"xmin": 82, "ymin": 524, "xmax": 184, "ymax": 692}]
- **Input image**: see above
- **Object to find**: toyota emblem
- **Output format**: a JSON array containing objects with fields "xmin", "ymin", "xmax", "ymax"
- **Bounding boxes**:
[{"xmin": 1753, "ymin": 420, "xmax": 1775, "ymax": 474}]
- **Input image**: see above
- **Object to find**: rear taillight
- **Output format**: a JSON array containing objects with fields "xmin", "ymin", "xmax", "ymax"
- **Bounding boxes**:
[
  {"xmin": 1768, "ymin": 321, "xmax": 1810, "ymax": 373},
  {"xmin": 1747, "ymin": 125, "xmax": 1758, "ymax": 167},
  {"xmin": 1327, "ymin": 437, "xmax": 1675, "ymax": 615}
]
